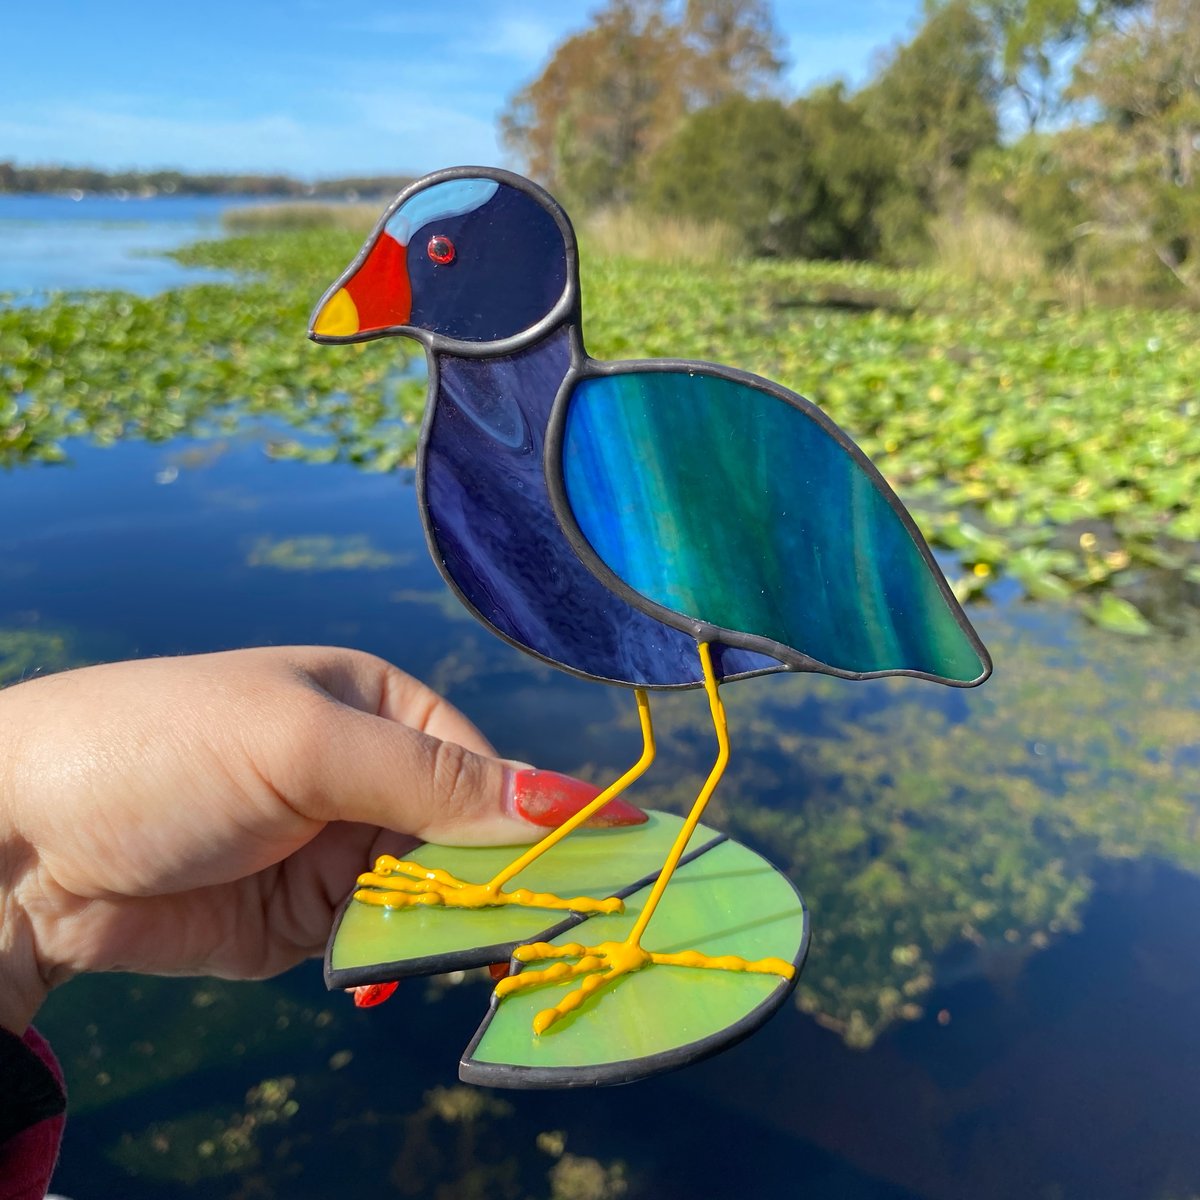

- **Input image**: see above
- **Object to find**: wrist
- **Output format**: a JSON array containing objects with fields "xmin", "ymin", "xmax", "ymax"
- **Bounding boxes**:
[
  {"xmin": 0, "ymin": 855, "xmax": 47, "ymax": 1035},
  {"xmin": 0, "ymin": 739, "xmax": 48, "ymax": 1034}
]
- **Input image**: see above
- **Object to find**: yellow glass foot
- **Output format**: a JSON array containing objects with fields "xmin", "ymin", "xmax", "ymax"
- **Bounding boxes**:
[
  {"xmin": 494, "ymin": 938, "xmax": 796, "ymax": 1035},
  {"xmin": 352, "ymin": 855, "xmax": 623, "ymax": 915}
]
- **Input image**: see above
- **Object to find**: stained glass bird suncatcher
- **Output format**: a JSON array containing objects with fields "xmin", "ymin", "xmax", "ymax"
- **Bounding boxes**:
[{"xmin": 312, "ymin": 167, "xmax": 991, "ymax": 1088}]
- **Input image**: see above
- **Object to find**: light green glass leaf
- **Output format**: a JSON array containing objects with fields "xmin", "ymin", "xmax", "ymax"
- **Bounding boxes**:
[
  {"xmin": 326, "ymin": 812, "xmax": 725, "ymax": 985},
  {"xmin": 460, "ymin": 834, "xmax": 808, "ymax": 1087}
]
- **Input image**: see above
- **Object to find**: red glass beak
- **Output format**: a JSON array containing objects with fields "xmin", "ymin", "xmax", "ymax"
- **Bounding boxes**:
[{"xmin": 311, "ymin": 231, "xmax": 411, "ymax": 338}]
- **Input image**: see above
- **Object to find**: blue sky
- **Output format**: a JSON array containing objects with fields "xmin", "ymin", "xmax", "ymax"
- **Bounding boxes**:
[{"xmin": 3, "ymin": 1, "xmax": 922, "ymax": 178}]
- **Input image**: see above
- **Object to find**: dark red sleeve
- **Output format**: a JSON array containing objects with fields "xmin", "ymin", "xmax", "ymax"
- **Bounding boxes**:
[{"xmin": 0, "ymin": 1026, "xmax": 66, "ymax": 1200}]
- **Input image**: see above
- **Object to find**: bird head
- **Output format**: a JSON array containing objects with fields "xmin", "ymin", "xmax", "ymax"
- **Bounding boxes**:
[{"xmin": 308, "ymin": 168, "xmax": 576, "ymax": 352}]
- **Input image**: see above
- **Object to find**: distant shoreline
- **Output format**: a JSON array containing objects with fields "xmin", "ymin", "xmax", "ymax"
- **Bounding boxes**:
[{"xmin": 0, "ymin": 162, "xmax": 416, "ymax": 201}]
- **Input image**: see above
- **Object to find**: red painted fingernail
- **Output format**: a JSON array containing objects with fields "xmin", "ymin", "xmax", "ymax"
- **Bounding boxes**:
[
  {"xmin": 350, "ymin": 981, "xmax": 399, "ymax": 1007},
  {"xmin": 510, "ymin": 769, "xmax": 647, "ymax": 828},
  {"xmin": 488, "ymin": 962, "xmax": 512, "ymax": 981}
]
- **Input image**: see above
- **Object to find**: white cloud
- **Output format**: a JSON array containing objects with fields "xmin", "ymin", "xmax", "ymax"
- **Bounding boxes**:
[
  {"xmin": 482, "ymin": 15, "xmax": 562, "ymax": 65},
  {"xmin": 336, "ymin": 88, "xmax": 504, "ymax": 168},
  {"xmin": 327, "ymin": 12, "xmax": 560, "ymax": 82},
  {"xmin": 0, "ymin": 95, "xmax": 500, "ymax": 177},
  {"xmin": 0, "ymin": 105, "xmax": 321, "ymax": 173}
]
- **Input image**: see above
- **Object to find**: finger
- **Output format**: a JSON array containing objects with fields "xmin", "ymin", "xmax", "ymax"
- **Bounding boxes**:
[
  {"xmin": 363, "ymin": 666, "xmax": 646, "ymax": 830},
  {"xmin": 260, "ymin": 683, "xmax": 576, "ymax": 844},
  {"xmin": 374, "ymin": 667, "xmax": 498, "ymax": 758},
  {"xmin": 266, "ymin": 648, "xmax": 644, "ymax": 844},
  {"xmin": 283, "ymin": 645, "xmax": 497, "ymax": 756}
]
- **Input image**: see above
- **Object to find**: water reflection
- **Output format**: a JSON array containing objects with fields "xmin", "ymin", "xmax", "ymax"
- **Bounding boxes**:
[{"xmin": 1, "ymin": 433, "xmax": 1195, "ymax": 1198}]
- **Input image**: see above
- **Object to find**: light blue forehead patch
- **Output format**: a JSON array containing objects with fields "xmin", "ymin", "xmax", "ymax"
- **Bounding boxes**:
[{"xmin": 384, "ymin": 178, "xmax": 500, "ymax": 244}]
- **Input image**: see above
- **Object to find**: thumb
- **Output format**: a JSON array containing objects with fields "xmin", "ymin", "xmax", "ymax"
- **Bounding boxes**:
[{"xmin": 271, "ymin": 704, "xmax": 644, "ymax": 846}]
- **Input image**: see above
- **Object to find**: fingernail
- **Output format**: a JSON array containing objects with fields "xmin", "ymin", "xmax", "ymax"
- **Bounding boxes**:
[
  {"xmin": 508, "ymin": 768, "xmax": 648, "ymax": 828},
  {"xmin": 350, "ymin": 981, "xmax": 399, "ymax": 1008}
]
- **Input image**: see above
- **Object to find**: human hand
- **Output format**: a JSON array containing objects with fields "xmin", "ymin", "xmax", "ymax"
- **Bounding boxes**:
[{"xmin": 0, "ymin": 646, "xmax": 641, "ymax": 1033}]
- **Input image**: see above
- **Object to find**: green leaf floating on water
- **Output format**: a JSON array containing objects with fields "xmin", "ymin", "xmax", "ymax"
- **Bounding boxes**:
[
  {"xmin": 1083, "ymin": 593, "xmax": 1152, "ymax": 636},
  {"xmin": 325, "ymin": 812, "xmax": 808, "ymax": 1086}
]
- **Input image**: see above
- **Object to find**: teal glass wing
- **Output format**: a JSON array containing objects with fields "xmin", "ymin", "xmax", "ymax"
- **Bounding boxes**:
[{"xmin": 558, "ymin": 368, "xmax": 989, "ymax": 685}]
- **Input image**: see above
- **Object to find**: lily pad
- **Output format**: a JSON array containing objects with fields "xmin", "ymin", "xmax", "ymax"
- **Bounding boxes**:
[
  {"xmin": 460, "ymin": 831, "xmax": 809, "ymax": 1088},
  {"xmin": 1083, "ymin": 593, "xmax": 1152, "ymax": 636},
  {"xmin": 326, "ymin": 811, "xmax": 726, "ymax": 987}
]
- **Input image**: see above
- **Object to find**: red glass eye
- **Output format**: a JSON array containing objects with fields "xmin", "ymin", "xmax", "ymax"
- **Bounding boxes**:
[{"xmin": 427, "ymin": 235, "xmax": 455, "ymax": 265}]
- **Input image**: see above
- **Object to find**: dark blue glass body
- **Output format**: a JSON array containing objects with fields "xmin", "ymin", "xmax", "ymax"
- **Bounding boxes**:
[{"xmin": 422, "ymin": 328, "xmax": 783, "ymax": 687}]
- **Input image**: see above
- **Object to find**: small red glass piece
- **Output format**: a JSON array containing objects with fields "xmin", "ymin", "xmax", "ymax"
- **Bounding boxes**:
[
  {"xmin": 351, "ymin": 981, "xmax": 399, "ymax": 1007},
  {"xmin": 427, "ymin": 235, "xmax": 455, "ymax": 265},
  {"xmin": 488, "ymin": 962, "xmax": 512, "ymax": 981}
]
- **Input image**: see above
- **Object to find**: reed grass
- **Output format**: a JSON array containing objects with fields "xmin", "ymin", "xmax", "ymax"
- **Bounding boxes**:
[
  {"xmin": 580, "ymin": 205, "xmax": 737, "ymax": 265},
  {"xmin": 930, "ymin": 208, "xmax": 1046, "ymax": 287},
  {"xmin": 221, "ymin": 202, "xmax": 379, "ymax": 235}
]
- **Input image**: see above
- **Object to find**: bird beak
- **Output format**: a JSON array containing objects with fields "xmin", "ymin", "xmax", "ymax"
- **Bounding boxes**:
[{"xmin": 309, "ymin": 229, "xmax": 412, "ymax": 342}]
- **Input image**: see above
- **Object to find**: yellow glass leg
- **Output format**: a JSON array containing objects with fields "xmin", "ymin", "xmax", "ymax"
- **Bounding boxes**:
[
  {"xmin": 490, "ymin": 688, "xmax": 655, "ymax": 892},
  {"xmin": 353, "ymin": 689, "xmax": 656, "ymax": 914},
  {"xmin": 625, "ymin": 642, "xmax": 728, "ymax": 945},
  {"xmin": 497, "ymin": 643, "xmax": 794, "ymax": 1035}
]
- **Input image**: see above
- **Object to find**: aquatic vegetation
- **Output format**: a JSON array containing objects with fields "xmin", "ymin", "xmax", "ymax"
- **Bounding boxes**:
[
  {"xmin": 246, "ymin": 533, "xmax": 407, "ymax": 572},
  {"xmin": 220, "ymin": 201, "xmax": 379, "ymax": 234},
  {"xmin": 47, "ymin": 967, "xmax": 630, "ymax": 1195},
  {"xmin": 0, "ymin": 627, "xmax": 76, "ymax": 685},
  {"xmin": 2, "ymin": 228, "xmax": 1197, "ymax": 624},
  {"xmin": 0, "ymin": 230, "xmax": 423, "ymax": 473},
  {"xmin": 107, "ymin": 1074, "xmax": 300, "ymax": 1183}
]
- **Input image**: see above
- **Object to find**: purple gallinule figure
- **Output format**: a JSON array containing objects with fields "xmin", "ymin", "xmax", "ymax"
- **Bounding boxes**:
[{"xmin": 310, "ymin": 167, "xmax": 990, "ymax": 1036}]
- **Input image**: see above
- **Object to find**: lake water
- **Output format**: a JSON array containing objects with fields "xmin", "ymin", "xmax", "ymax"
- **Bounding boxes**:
[
  {"xmin": 1, "ymin": 207, "xmax": 1198, "ymax": 1199},
  {"xmin": 0, "ymin": 194, "xmax": 271, "ymax": 300}
]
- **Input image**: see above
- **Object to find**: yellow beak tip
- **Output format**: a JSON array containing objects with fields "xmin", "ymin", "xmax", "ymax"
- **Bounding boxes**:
[{"xmin": 312, "ymin": 287, "xmax": 360, "ymax": 338}]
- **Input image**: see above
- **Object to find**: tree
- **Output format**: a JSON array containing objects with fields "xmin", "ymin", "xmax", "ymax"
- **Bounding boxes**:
[
  {"xmin": 681, "ymin": 0, "xmax": 785, "ymax": 106},
  {"xmin": 642, "ymin": 90, "xmax": 900, "ymax": 259},
  {"xmin": 1064, "ymin": 0, "xmax": 1200, "ymax": 293},
  {"xmin": 792, "ymin": 84, "xmax": 901, "ymax": 261},
  {"xmin": 966, "ymin": 135, "xmax": 1089, "ymax": 267},
  {"xmin": 500, "ymin": 0, "xmax": 687, "ymax": 209},
  {"xmin": 641, "ymin": 96, "xmax": 813, "ymax": 255},
  {"xmin": 967, "ymin": 0, "xmax": 1135, "ymax": 133},
  {"xmin": 500, "ymin": 0, "xmax": 788, "ymax": 210},
  {"xmin": 860, "ymin": 0, "xmax": 1001, "ymax": 258}
]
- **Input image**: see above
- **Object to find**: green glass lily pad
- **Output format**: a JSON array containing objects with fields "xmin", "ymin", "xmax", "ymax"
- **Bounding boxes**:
[
  {"xmin": 460, "ymin": 832, "xmax": 809, "ymax": 1088},
  {"xmin": 325, "ymin": 811, "xmax": 727, "ymax": 987}
]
